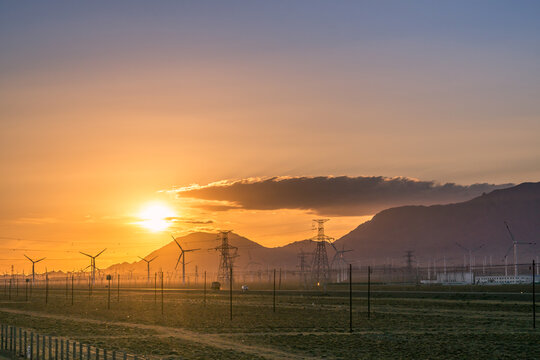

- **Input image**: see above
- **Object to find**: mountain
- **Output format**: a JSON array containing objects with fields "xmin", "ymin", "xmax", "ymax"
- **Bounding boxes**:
[
  {"xmin": 106, "ymin": 232, "xmax": 316, "ymax": 276},
  {"xmin": 107, "ymin": 182, "xmax": 539, "ymax": 275},
  {"xmin": 334, "ymin": 182, "xmax": 540, "ymax": 265}
]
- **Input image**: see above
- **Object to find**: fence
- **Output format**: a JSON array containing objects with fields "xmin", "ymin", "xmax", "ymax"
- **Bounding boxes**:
[{"xmin": 0, "ymin": 325, "xmax": 143, "ymax": 360}]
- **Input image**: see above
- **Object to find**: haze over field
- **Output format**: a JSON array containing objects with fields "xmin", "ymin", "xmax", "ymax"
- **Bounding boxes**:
[{"xmin": 1, "ymin": 1, "xmax": 539, "ymax": 273}]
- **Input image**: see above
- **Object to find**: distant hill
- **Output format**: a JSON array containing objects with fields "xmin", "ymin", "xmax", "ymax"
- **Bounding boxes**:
[
  {"xmin": 106, "ymin": 182, "xmax": 539, "ymax": 275},
  {"xmin": 106, "ymin": 232, "xmax": 316, "ymax": 276},
  {"xmin": 334, "ymin": 182, "xmax": 540, "ymax": 266}
]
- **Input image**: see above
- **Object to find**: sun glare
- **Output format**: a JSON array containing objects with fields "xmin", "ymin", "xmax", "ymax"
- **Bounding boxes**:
[{"xmin": 137, "ymin": 202, "xmax": 176, "ymax": 232}]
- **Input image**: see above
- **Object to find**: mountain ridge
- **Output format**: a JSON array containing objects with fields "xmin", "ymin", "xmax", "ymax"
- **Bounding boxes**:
[{"xmin": 106, "ymin": 182, "xmax": 539, "ymax": 275}]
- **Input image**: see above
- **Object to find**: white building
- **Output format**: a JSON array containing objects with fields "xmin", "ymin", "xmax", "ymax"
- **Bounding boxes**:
[
  {"xmin": 475, "ymin": 275, "xmax": 539, "ymax": 285},
  {"xmin": 436, "ymin": 272, "xmax": 474, "ymax": 285}
]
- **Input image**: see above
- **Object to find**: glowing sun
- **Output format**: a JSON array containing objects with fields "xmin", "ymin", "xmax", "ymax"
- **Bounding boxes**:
[{"xmin": 137, "ymin": 202, "xmax": 176, "ymax": 232}]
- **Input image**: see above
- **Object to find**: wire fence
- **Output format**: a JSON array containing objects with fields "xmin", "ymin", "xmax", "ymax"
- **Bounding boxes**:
[{"xmin": 0, "ymin": 325, "xmax": 144, "ymax": 360}]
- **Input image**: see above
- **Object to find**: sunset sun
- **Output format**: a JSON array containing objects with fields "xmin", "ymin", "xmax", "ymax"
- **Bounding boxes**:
[{"xmin": 137, "ymin": 202, "xmax": 176, "ymax": 232}]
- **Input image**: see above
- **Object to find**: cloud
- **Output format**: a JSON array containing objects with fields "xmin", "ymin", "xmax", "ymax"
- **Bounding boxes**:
[{"xmin": 171, "ymin": 176, "xmax": 513, "ymax": 216}]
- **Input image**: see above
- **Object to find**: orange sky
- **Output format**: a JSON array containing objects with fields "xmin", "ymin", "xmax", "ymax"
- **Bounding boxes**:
[{"xmin": 1, "ymin": 1, "xmax": 539, "ymax": 273}]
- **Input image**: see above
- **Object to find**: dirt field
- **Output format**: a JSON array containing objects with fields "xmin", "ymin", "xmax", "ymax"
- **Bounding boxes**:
[{"xmin": 0, "ymin": 284, "xmax": 538, "ymax": 359}]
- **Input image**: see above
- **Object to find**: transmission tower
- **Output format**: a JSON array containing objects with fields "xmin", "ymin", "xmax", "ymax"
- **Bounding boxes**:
[
  {"xmin": 297, "ymin": 249, "xmax": 310, "ymax": 287},
  {"xmin": 310, "ymin": 219, "xmax": 333, "ymax": 288},
  {"xmin": 214, "ymin": 230, "xmax": 238, "ymax": 283},
  {"xmin": 404, "ymin": 250, "xmax": 415, "ymax": 272}
]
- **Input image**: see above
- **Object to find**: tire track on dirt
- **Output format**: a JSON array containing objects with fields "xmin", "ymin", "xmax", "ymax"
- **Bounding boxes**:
[{"xmin": 0, "ymin": 308, "xmax": 314, "ymax": 360}]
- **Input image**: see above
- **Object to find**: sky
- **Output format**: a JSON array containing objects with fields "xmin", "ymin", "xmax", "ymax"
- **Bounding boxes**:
[{"xmin": 1, "ymin": 1, "xmax": 539, "ymax": 272}]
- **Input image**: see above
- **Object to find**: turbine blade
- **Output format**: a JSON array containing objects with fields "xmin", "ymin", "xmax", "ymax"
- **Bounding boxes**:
[
  {"xmin": 95, "ymin": 248, "xmax": 106, "ymax": 257},
  {"xmin": 36, "ymin": 257, "xmax": 46, "ymax": 263},
  {"xmin": 149, "ymin": 256, "xmax": 158, "ymax": 262},
  {"xmin": 175, "ymin": 254, "xmax": 182, "ymax": 269},
  {"xmin": 24, "ymin": 254, "xmax": 33, "ymax": 262},
  {"xmin": 80, "ymin": 252, "xmax": 92, "ymax": 258},
  {"xmin": 174, "ymin": 239, "xmax": 183, "ymax": 251}
]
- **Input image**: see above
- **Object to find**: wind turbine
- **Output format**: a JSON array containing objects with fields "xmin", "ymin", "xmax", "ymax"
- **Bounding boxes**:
[
  {"xmin": 455, "ymin": 243, "xmax": 484, "ymax": 273},
  {"xmin": 24, "ymin": 255, "xmax": 45, "ymax": 282},
  {"xmin": 329, "ymin": 242, "xmax": 352, "ymax": 282},
  {"xmin": 138, "ymin": 255, "xmax": 158, "ymax": 283},
  {"xmin": 80, "ymin": 249, "xmax": 106, "ymax": 284},
  {"xmin": 171, "ymin": 235, "xmax": 200, "ymax": 285},
  {"xmin": 504, "ymin": 221, "xmax": 535, "ymax": 277}
]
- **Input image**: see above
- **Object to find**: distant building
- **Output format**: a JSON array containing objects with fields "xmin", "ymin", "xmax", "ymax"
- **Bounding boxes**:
[
  {"xmin": 436, "ymin": 272, "xmax": 474, "ymax": 285},
  {"xmin": 475, "ymin": 275, "xmax": 539, "ymax": 285}
]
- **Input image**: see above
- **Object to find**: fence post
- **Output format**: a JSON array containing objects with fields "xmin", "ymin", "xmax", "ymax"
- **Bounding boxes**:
[
  {"xmin": 104, "ymin": 348, "xmax": 107, "ymax": 360},
  {"xmin": 112, "ymin": 350, "xmax": 116, "ymax": 360},
  {"xmin": 86, "ymin": 345, "xmax": 90, "ymax": 360},
  {"xmin": 30, "ymin": 332, "xmax": 33, "ymax": 360},
  {"xmin": 48, "ymin": 337, "xmax": 52, "ymax": 360},
  {"xmin": 229, "ymin": 266, "xmax": 233, "ymax": 321},
  {"xmin": 350, "ymin": 264, "xmax": 353, "ymax": 332},
  {"xmin": 96, "ymin": 347, "xmax": 100, "ymax": 360},
  {"xmin": 273, "ymin": 269, "xmax": 276, "ymax": 313},
  {"xmin": 55, "ymin": 338, "xmax": 58, "ymax": 360},
  {"xmin": 36, "ymin": 334, "xmax": 39, "ymax": 360},
  {"xmin": 19, "ymin": 328, "xmax": 22, "ymax": 357},
  {"xmin": 117, "ymin": 274, "xmax": 120, "ymax": 303},
  {"xmin": 72, "ymin": 340, "xmax": 76, "ymax": 359},
  {"xmin": 161, "ymin": 271, "xmax": 164, "ymax": 315},
  {"xmin": 66, "ymin": 340, "xmax": 70, "ymax": 360},
  {"xmin": 368, "ymin": 266, "xmax": 371, "ymax": 319},
  {"xmin": 203, "ymin": 271, "xmax": 207, "ymax": 306},
  {"xmin": 71, "ymin": 275, "xmax": 74, "ymax": 306},
  {"xmin": 60, "ymin": 339, "xmax": 63, "ymax": 360},
  {"xmin": 24, "ymin": 331, "xmax": 27, "ymax": 358},
  {"xmin": 533, "ymin": 259, "xmax": 536, "ymax": 329},
  {"xmin": 41, "ymin": 335, "xmax": 45, "ymax": 360},
  {"xmin": 45, "ymin": 275, "xmax": 49, "ymax": 305},
  {"xmin": 79, "ymin": 342, "xmax": 82, "ymax": 360}
]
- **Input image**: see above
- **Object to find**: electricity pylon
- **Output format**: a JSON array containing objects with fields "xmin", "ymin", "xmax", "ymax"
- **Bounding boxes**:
[
  {"xmin": 297, "ymin": 249, "xmax": 310, "ymax": 287},
  {"xmin": 214, "ymin": 230, "xmax": 238, "ymax": 283},
  {"xmin": 310, "ymin": 219, "xmax": 333, "ymax": 288}
]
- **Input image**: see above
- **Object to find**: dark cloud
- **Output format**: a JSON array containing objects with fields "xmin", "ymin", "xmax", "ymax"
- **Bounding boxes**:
[{"xmin": 174, "ymin": 176, "xmax": 513, "ymax": 216}]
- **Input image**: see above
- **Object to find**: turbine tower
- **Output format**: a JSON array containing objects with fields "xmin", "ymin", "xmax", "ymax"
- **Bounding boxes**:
[
  {"xmin": 23, "ymin": 255, "xmax": 45, "ymax": 282},
  {"xmin": 310, "ymin": 219, "xmax": 333, "ymax": 287},
  {"xmin": 80, "ymin": 249, "xmax": 106, "ymax": 284},
  {"xmin": 172, "ymin": 235, "xmax": 200, "ymax": 285},
  {"xmin": 330, "ymin": 243, "xmax": 352, "ymax": 282},
  {"xmin": 504, "ymin": 221, "xmax": 535, "ymax": 276},
  {"xmin": 214, "ymin": 230, "xmax": 238, "ymax": 283},
  {"xmin": 455, "ymin": 242, "xmax": 484, "ymax": 273},
  {"xmin": 138, "ymin": 255, "xmax": 158, "ymax": 283}
]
